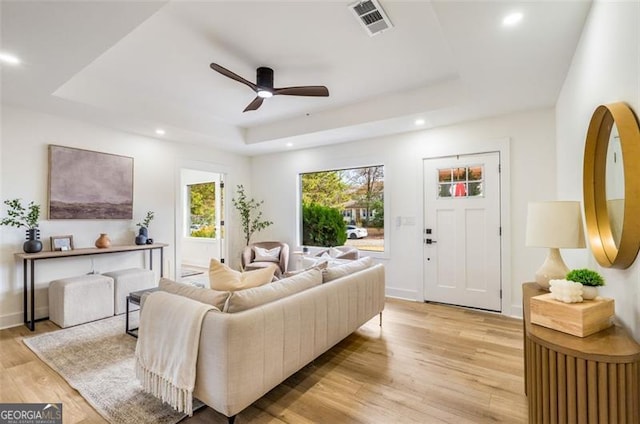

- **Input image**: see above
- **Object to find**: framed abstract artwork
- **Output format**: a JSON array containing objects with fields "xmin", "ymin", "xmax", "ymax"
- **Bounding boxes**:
[{"xmin": 48, "ymin": 145, "xmax": 134, "ymax": 219}]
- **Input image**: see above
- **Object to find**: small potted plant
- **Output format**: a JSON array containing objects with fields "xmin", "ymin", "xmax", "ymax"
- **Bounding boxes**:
[
  {"xmin": 566, "ymin": 268, "xmax": 605, "ymax": 300},
  {"xmin": 0, "ymin": 198, "xmax": 42, "ymax": 253},
  {"xmin": 135, "ymin": 211, "xmax": 154, "ymax": 245}
]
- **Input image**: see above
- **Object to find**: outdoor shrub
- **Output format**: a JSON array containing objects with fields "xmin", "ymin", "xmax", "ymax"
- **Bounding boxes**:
[{"xmin": 302, "ymin": 203, "xmax": 347, "ymax": 247}]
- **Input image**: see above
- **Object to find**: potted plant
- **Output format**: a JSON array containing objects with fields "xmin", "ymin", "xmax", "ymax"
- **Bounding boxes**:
[
  {"xmin": 0, "ymin": 198, "xmax": 43, "ymax": 253},
  {"xmin": 566, "ymin": 268, "xmax": 605, "ymax": 300},
  {"xmin": 232, "ymin": 185, "xmax": 272, "ymax": 246},
  {"xmin": 135, "ymin": 211, "xmax": 154, "ymax": 245}
]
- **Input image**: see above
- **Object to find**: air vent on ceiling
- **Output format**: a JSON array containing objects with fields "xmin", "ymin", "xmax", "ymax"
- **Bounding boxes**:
[{"xmin": 349, "ymin": 0, "xmax": 393, "ymax": 37}]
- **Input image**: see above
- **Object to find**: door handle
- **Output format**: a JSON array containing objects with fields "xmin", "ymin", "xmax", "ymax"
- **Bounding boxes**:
[{"xmin": 425, "ymin": 239, "xmax": 437, "ymax": 244}]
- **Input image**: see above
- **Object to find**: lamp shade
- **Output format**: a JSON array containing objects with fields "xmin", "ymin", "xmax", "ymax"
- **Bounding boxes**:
[{"xmin": 526, "ymin": 201, "xmax": 586, "ymax": 248}]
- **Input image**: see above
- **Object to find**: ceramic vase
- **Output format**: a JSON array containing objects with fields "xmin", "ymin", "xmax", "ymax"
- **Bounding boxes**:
[
  {"xmin": 581, "ymin": 285, "xmax": 598, "ymax": 300},
  {"xmin": 135, "ymin": 227, "xmax": 148, "ymax": 245},
  {"xmin": 23, "ymin": 228, "xmax": 43, "ymax": 253},
  {"xmin": 95, "ymin": 233, "xmax": 111, "ymax": 248}
]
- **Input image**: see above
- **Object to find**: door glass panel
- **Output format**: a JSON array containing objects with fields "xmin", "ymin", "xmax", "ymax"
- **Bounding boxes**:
[
  {"xmin": 439, "ymin": 183, "xmax": 452, "ymax": 197},
  {"xmin": 439, "ymin": 169, "xmax": 452, "ymax": 182},
  {"xmin": 469, "ymin": 166, "xmax": 483, "ymax": 181},
  {"xmin": 468, "ymin": 182, "xmax": 483, "ymax": 196},
  {"xmin": 453, "ymin": 167, "xmax": 467, "ymax": 181},
  {"xmin": 437, "ymin": 165, "xmax": 484, "ymax": 198}
]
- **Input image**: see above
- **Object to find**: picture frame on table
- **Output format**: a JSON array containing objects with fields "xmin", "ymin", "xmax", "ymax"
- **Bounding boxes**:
[{"xmin": 51, "ymin": 235, "xmax": 74, "ymax": 251}]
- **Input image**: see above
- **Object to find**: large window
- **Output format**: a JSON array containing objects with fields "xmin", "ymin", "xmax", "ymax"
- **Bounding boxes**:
[
  {"xmin": 187, "ymin": 182, "xmax": 216, "ymax": 238},
  {"xmin": 300, "ymin": 165, "xmax": 384, "ymax": 252}
]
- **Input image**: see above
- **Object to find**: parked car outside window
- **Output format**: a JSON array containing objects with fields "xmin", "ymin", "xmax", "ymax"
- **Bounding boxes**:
[{"xmin": 346, "ymin": 225, "xmax": 368, "ymax": 239}]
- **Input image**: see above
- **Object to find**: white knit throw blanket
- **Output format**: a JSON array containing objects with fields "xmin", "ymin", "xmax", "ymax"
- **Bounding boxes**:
[{"xmin": 135, "ymin": 291, "xmax": 214, "ymax": 416}]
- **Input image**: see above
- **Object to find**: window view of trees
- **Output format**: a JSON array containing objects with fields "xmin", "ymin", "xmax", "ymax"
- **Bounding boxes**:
[
  {"xmin": 300, "ymin": 165, "xmax": 384, "ymax": 251},
  {"xmin": 188, "ymin": 182, "xmax": 216, "ymax": 238}
]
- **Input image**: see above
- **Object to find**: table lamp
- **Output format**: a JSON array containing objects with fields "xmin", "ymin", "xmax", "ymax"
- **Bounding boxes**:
[{"xmin": 526, "ymin": 201, "xmax": 586, "ymax": 289}]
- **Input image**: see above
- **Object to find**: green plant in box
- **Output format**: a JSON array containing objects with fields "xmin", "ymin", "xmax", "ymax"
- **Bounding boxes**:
[{"xmin": 566, "ymin": 268, "xmax": 605, "ymax": 287}]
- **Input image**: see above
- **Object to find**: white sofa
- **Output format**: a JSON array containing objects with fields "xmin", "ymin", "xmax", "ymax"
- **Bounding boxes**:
[{"xmin": 151, "ymin": 262, "xmax": 385, "ymax": 422}]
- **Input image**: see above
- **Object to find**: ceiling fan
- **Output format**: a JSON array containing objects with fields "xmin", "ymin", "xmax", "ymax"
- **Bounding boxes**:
[{"xmin": 210, "ymin": 63, "xmax": 329, "ymax": 112}]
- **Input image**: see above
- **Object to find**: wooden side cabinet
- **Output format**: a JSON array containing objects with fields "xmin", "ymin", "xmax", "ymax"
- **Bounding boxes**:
[{"xmin": 523, "ymin": 283, "xmax": 640, "ymax": 423}]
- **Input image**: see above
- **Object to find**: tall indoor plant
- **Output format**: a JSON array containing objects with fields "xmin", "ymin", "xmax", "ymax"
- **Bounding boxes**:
[
  {"xmin": 232, "ymin": 185, "xmax": 273, "ymax": 246},
  {"xmin": 0, "ymin": 198, "xmax": 43, "ymax": 253}
]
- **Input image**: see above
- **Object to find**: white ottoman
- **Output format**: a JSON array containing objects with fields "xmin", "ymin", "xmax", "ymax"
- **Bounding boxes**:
[
  {"xmin": 103, "ymin": 268, "xmax": 156, "ymax": 315},
  {"xmin": 49, "ymin": 275, "xmax": 115, "ymax": 328}
]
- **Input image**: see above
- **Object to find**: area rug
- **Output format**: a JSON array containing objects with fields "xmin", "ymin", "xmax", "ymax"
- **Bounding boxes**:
[{"xmin": 23, "ymin": 315, "xmax": 202, "ymax": 424}]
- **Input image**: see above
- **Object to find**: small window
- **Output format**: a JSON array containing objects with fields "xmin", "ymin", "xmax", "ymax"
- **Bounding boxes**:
[
  {"xmin": 300, "ymin": 165, "xmax": 384, "ymax": 252},
  {"xmin": 437, "ymin": 165, "xmax": 484, "ymax": 198},
  {"xmin": 187, "ymin": 182, "xmax": 216, "ymax": 238}
]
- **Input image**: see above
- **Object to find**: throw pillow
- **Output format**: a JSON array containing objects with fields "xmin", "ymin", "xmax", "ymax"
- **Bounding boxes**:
[
  {"xmin": 209, "ymin": 259, "xmax": 276, "ymax": 291},
  {"xmin": 253, "ymin": 246, "xmax": 281, "ymax": 262},
  {"xmin": 328, "ymin": 247, "xmax": 343, "ymax": 258},
  {"xmin": 322, "ymin": 256, "xmax": 374, "ymax": 283},
  {"xmin": 158, "ymin": 278, "xmax": 228, "ymax": 310},
  {"xmin": 283, "ymin": 259, "xmax": 328, "ymax": 277},
  {"xmin": 224, "ymin": 268, "xmax": 322, "ymax": 313}
]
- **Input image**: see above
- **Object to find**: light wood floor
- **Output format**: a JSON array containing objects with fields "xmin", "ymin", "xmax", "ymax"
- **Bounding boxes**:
[{"xmin": 0, "ymin": 299, "xmax": 527, "ymax": 423}]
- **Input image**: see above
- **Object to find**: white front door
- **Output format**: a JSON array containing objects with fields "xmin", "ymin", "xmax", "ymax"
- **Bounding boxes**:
[{"xmin": 423, "ymin": 152, "xmax": 502, "ymax": 311}]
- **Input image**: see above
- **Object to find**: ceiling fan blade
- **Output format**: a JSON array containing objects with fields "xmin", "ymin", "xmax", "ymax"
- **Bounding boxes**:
[
  {"xmin": 273, "ymin": 86, "xmax": 329, "ymax": 97},
  {"xmin": 210, "ymin": 63, "xmax": 257, "ymax": 92},
  {"xmin": 243, "ymin": 96, "xmax": 264, "ymax": 112}
]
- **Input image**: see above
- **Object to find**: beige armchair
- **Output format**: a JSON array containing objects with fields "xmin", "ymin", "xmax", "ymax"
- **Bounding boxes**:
[{"xmin": 241, "ymin": 241, "xmax": 289, "ymax": 278}]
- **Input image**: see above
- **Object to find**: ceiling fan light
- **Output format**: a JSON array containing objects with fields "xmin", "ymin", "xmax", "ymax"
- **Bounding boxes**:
[{"xmin": 257, "ymin": 90, "xmax": 273, "ymax": 98}]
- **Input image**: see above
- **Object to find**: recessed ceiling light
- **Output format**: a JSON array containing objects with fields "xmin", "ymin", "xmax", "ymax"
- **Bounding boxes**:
[
  {"xmin": 286, "ymin": 142, "xmax": 293, "ymax": 148},
  {"xmin": 155, "ymin": 129, "xmax": 166, "ymax": 136},
  {"xmin": 503, "ymin": 12, "xmax": 523, "ymax": 27},
  {"xmin": 415, "ymin": 119, "xmax": 426, "ymax": 126},
  {"xmin": 0, "ymin": 52, "xmax": 21, "ymax": 65}
]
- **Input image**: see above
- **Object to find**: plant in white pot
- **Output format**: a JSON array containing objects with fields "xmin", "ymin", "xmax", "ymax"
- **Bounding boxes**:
[
  {"xmin": 566, "ymin": 268, "xmax": 605, "ymax": 300},
  {"xmin": 0, "ymin": 198, "xmax": 42, "ymax": 253}
]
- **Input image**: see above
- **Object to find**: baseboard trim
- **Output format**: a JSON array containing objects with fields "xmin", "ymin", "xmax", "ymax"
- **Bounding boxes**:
[
  {"xmin": 510, "ymin": 304, "xmax": 523, "ymax": 319},
  {"xmin": 0, "ymin": 306, "xmax": 49, "ymax": 330},
  {"xmin": 385, "ymin": 287, "xmax": 417, "ymax": 300}
]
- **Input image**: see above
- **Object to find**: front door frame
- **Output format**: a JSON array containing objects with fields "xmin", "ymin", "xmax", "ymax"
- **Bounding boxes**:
[
  {"xmin": 421, "ymin": 138, "xmax": 512, "ymax": 316},
  {"xmin": 174, "ymin": 159, "xmax": 231, "ymax": 281}
]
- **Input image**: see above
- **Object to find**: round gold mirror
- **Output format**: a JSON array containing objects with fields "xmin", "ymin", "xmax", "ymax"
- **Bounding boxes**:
[{"xmin": 583, "ymin": 102, "xmax": 640, "ymax": 268}]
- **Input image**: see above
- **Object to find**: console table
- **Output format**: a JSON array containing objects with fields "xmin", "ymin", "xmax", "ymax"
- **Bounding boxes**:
[
  {"xmin": 16, "ymin": 243, "xmax": 167, "ymax": 331},
  {"xmin": 523, "ymin": 283, "xmax": 640, "ymax": 423}
]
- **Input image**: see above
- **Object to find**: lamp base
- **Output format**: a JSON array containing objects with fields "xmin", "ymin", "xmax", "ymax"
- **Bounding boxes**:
[{"xmin": 535, "ymin": 248, "xmax": 570, "ymax": 290}]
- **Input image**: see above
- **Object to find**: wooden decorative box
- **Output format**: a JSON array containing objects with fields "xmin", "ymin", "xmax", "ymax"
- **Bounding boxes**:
[{"xmin": 530, "ymin": 293, "xmax": 614, "ymax": 337}]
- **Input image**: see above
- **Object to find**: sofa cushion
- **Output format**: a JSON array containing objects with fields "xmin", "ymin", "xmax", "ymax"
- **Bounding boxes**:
[
  {"xmin": 223, "ymin": 268, "xmax": 322, "ymax": 313},
  {"xmin": 159, "ymin": 278, "xmax": 229, "ymax": 310},
  {"xmin": 209, "ymin": 259, "xmax": 276, "ymax": 291},
  {"xmin": 322, "ymin": 256, "xmax": 374, "ymax": 283},
  {"xmin": 252, "ymin": 246, "xmax": 281, "ymax": 262}
]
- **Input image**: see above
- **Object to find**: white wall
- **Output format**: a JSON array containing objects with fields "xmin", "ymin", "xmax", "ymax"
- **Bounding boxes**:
[
  {"xmin": 0, "ymin": 106, "xmax": 251, "ymax": 328},
  {"xmin": 251, "ymin": 108, "xmax": 558, "ymax": 316},
  {"xmin": 556, "ymin": 0, "xmax": 640, "ymax": 340}
]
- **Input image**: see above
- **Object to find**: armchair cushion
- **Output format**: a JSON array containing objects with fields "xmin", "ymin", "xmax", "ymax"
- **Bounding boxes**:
[{"xmin": 252, "ymin": 246, "xmax": 281, "ymax": 262}]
